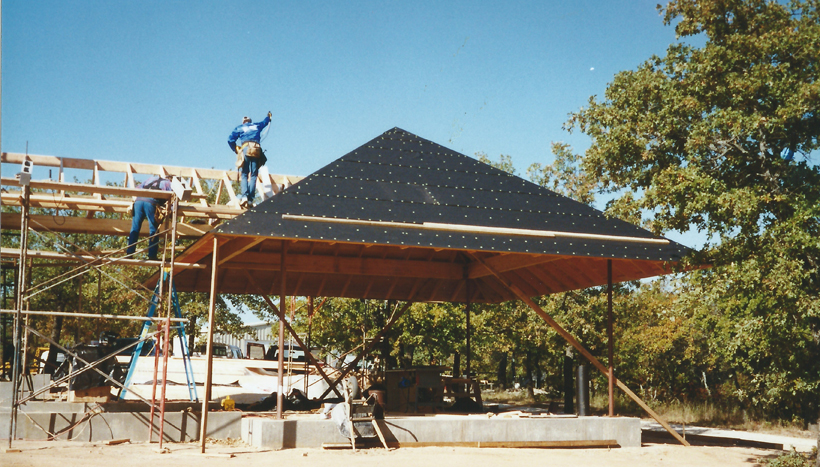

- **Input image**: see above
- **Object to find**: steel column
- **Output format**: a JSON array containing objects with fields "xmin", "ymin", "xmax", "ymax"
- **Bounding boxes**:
[
  {"xmin": 277, "ymin": 241, "xmax": 288, "ymax": 419},
  {"xmin": 607, "ymin": 259, "xmax": 614, "ymax": 417},
  {"xmin": 8, "ymin": 184, "xmax": 29, "ymax": 448}
]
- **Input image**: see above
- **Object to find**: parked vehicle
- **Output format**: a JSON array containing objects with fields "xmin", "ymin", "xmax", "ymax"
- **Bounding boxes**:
[{"xmin": 195, "ymin": 342, "xmax": 243, "ymax": 359}]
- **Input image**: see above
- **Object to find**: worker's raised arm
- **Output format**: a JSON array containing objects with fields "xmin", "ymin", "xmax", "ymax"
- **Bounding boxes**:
[{"xmin": 258, "ymin": 113, "xmax": 271, "ymax": 130}]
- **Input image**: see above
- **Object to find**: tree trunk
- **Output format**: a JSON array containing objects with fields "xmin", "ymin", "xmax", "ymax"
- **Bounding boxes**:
[
  {"xmin": 378, "ymin": 301, "xmax": 392, "ymax": 371},
  {"xmin": 564, "ymin": 350, "xmax": 575, "ymax": 414},
  {"xmin": 187, "ymin": 314, "xmax": 196, "ymax": 356},
  {"xmin": 525, "ymin": 349, "xmax": 535, "ymax": 398},
  {"xmin": 496, "ymin": 352, "xmax": 508, "ymax": 389},
  {"xmin": 44, "ymin": 314, "xmax": 64, "ymax": 375}
]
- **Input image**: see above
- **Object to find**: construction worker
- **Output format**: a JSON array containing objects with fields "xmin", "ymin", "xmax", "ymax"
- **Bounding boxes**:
[
  {"xmin": 228, "ymin": 112, "xmax": 271, "ymax": 208},
  {"xmin": 126, "ymin": 175, "xmax": 172, "ymax": 261}
]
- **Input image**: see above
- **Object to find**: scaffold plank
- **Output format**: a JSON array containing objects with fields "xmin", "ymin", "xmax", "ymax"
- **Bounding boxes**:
[
  {"xmin": 0, "ymin": 214, "xmax": 213, "ymax": 237},
  {"xmin": 0, "ymin": 247, "xmax": 207, "ymax": 268},
  {"xmin": 1, "ymin": 192, "xmax": 243, "ymax": 218}
]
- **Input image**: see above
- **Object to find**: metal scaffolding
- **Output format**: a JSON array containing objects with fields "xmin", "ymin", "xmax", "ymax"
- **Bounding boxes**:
[{"xmin": 0, "ymin": 153, "xmax": 299, "ymax": 449}]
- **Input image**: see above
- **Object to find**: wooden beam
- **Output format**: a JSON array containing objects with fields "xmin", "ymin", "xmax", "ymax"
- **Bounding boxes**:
[
  {"xmin": 1, "ymin": 177, "xmax": 173, "ymax": 199},
  {"xmin": 466, "ymin": 252, "xmax": 690, "ymax": 447},
  {"xmin": 200, "ymin": 236, "xmax": 219, "ymax": 454},
  {"xmin": 467, "ymin": 254, "xmax": 564, "ymax": 279},
  {"xmin": 2, "ymin": 152, "xmax": 303, "ymax": 184},
  {"xmin": 1, "ymin": 192, "xmax": 241, "ymax": 219},
  {"xmin": 221, "ymin": 251, "xmax": 464, "ymax": 280},
  {"xmin": 0, "ymin": 213, "xmax": 212, "ymax": 238},
  {"xmin": 283, "ymin": 214, "xmax": 671, "ymax": 245},
  {"xmin": 324, "ymin": 439, "xmax": 621, "ymax": 449},
  {"xmin": 217, "ymin": 237, "xmax": 266, "ymax": 265},
  {"xmin": 0, "ymin": 247, "xmax": 206, "ymax": 269},
  {"xmin": 221, "ymin": 173, "xmax": 239, "ymax": 206},
  {"xmin": 191, "ymin": 170, "xmax": 210, "ymax": 208}
]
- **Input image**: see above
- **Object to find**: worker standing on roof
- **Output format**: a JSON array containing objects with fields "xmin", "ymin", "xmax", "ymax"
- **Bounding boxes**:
[
  {"xmin": 126, "ymin": 175, "xmax": 173, "ymax": 261},
  {"xmin": 228, "ymin": 112, "xmax": 271, "ymax": 209}
]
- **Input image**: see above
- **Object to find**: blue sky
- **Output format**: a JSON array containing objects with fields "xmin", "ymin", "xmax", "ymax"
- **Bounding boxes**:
[
  {"xmin": 2, "ymin": 1, "xmax": 701, "ymax": 245},
  {"xmin": 2, "ymin": 1, "xmax": 680, "ymax": 172}
]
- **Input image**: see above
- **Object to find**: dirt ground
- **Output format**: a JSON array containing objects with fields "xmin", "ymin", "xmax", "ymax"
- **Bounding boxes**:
[{"xmin": 0, "ymin": 440, "xmax": 789, "ymax": 467}]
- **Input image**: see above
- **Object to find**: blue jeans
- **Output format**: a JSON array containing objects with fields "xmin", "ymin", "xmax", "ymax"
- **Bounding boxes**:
[
  {"xmin": 127, "ymin": 200, "xmax": 160, "ymax": 259},
  {"xmin": 240, "ymin": 155, "xmax": 260, "ymax": 202}
]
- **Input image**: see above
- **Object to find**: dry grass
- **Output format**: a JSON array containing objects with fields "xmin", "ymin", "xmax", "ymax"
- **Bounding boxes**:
[
  {"xmin": 588, "ymin": 394, "xmax": 815, "ymax": 439},
  {"xmin": 481, "ymin": 389, "xmax": 815, "ymax": 439}
]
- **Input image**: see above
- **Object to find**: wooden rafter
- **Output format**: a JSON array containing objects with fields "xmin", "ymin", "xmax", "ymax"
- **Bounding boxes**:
[{"xmin": 217, "ymin": 237, "xmax": 266, "ymax": 265}]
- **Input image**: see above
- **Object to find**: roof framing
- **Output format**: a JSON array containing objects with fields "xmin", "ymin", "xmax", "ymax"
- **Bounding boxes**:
[
  {"xmin": 166, "ymin": 128, "xmax": 694, "ymax": 303},
  {"xmin": 0, "ymin": 152, "xmax": 304, "ymax": 238}
]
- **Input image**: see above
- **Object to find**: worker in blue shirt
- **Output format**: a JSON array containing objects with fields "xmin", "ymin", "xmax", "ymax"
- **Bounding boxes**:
[
  {"xmin": 228, "ymin": 112, "xmax": 271, "ymax": 208},
  {"xmin": 126, "ymin": 175, "xmax": 173, "ymax": 261}
]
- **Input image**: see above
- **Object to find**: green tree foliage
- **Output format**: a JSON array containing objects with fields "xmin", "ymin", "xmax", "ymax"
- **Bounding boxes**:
[{"xmin": 553, "ymin": 0, "xmax": 820, "ymax": 420}]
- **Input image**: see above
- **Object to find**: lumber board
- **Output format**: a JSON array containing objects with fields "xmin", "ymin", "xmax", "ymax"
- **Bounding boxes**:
[
  {"xmin": 1, "ymin": 192, "xmax": 242, "ymax": 219},
  {"xmin": 104, "ymin": 439, "xmax": 131, "ymax": 446},
  {"xmin": 322, "ymin": 439, "xmax": 620, "ymax": 449},
  {"xmin": 0, "ymin": 247, "xmax": 207, "ymax": 268},
  {"xmin": 2, "ymin": 151, "xmax": 303, "ymax": 185},
  {"xmin": 466, "ymin": 253, "xmax": 565, "ymax": 279},
  {"xmin": 220, "ymin": 250, "xmax": 465, "ymax": 280},
  {"xmin": 0, "ymin": 214, "xmax": 212, "ymax": 238},
  {"xmin": 1, "ymin": 177, "xmax": 173, "ymax": 199}
]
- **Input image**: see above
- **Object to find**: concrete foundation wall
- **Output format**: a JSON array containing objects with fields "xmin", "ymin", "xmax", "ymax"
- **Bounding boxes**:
[
  {"xmin": 243, "ymin": 415, "xmax": 641, "ymax": 450},
  {"xmin": 0, "ymin": 408, "xmax": 241, "ymax": 442}
]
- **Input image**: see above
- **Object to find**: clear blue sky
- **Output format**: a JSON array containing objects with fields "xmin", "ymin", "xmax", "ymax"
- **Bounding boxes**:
[
  {"xmin": 3, "ymin": 1, "xmax": 700, "ymax": 245},
  {"xmin": 2, "ymin": 1, "xmax": 681, "ymax": 174}
]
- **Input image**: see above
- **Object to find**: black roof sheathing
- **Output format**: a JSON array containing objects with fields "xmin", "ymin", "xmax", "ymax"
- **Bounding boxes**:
[{"xmin": 216, "ymin": 128, "xmax": 691, "ymax": 262}]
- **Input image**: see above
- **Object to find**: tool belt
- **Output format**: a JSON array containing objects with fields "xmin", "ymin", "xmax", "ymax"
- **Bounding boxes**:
[{"xmin": 240, "ymin": 141, "xmax": 263, "ymax": 158}]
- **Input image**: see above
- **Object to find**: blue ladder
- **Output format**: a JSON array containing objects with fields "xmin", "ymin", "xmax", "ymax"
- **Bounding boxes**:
[{"xmin": 119, "ymin": 271, "xmax": 198, "ymax": 401}]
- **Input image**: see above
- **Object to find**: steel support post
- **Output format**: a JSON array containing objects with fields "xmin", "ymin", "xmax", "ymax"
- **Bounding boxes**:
[
  {"xmin": 8, "ymin": 184, "xmax": 29, "ymax": 448},
  {"xmin": 277, "ymin": 241, "xmax": 288, "ymax": 419},
  {"xmin": 158, "ymin": 315, "xmax": 171, "ymax": 448},
  {"xmin": 465, "ymin": 274, "xmax": 472, "ymax": 379},
  {"xmin": 607, "ymin": 259, "xmax": 614, "ymax": 417}
]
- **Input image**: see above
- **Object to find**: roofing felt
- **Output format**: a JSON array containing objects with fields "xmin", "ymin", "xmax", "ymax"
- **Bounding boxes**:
[
  {"xmin": 166, "ymin": 128, "xmax": 695, "ymax": 302},
  {"xmin": 214, "ymin": 127, "xmax": 690, "ymax": 262}
]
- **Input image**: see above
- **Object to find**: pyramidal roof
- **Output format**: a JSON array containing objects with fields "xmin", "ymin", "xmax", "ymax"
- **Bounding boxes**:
[{"xmin": 215, "ymin": 127, "xmax": 690, "ymax": 262}]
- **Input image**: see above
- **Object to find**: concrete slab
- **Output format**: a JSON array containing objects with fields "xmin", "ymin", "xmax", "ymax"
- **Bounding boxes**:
[
  {"xmin": 243, "ymin": 414, "xmax": 641, "ymax": 450},
  {"xmin": 641, "ymin": 421, "xmax": 817, "ymax": 452}
]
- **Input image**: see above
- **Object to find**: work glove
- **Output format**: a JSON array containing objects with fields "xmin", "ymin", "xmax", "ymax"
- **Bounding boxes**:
[{"xmin": 268, "ymin": 111, "xmax": 272, "ymax": 119}]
